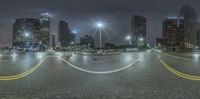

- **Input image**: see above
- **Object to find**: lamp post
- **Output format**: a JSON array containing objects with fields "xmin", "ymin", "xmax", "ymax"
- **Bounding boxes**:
[
  {"xmin": 126, "ymin": 35, "xmax": 132, "ymax": 51},
  {"xmin": 138, "ymin": 37, "xmax": 144, "ymax": 48},
  {"xmin": 96, "ymin": 22, "xmax": 104, "ymax": 53}
]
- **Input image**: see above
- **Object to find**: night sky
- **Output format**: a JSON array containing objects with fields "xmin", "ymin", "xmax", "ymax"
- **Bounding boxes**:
[{"xmin": 0, "ymin": 0, "xmax": 200, "ymax": 47}]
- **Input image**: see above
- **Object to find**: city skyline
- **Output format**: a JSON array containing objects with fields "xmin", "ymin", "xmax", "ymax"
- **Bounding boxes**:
[
  {"xmin": 0, "ymin": 1, "xmax": 200, "ymax": 98},
  {"xmin": 0, "ymin": 0, "xmax": 200, "ymax": 47}
]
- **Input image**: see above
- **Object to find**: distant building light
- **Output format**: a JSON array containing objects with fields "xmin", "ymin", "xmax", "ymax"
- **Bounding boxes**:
[
  {"xmin": 41, "ymin": 12, "xmax": 50, "ymax": 17},
  {"xmin": 71, "ymin": 41, "xmax": 75, "ymax": 45},
  {"xmin": 40, "ymin": 18, "xmax": 49, "ymax": 21},
  {"xmin": 167, "ymin": 16, "xmax": 184, "ymax": 19}
]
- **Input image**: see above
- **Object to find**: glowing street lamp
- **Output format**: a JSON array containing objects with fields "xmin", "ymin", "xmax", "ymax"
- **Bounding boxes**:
[
  {"xmin": 97, "ymin": 23, "xmax": 104, "ymax": 28},
  {"xmin": 70, "ymin": 41, "xmax": 75, "ymax": 45},
  {"xmin": 126, "ymin": 35, "xmax": 131, "ymax": 40},
  {"xmin": 96, "ymin": 22, "xmax": 104, "ymax": 53},
  {"xmin": 126, "ymin": 35, "xmax": 132, "ymax": 51},
  {"xmin": 72, "ymin": 30, "xmax": 78, "ymax": 34},
  {"xmin": 24, "ymin": 32, "xmax": 29, "ymax": 37},
  {"xmin": 139, "ymin": 38, "xmax": 144, "ymax": 42}
]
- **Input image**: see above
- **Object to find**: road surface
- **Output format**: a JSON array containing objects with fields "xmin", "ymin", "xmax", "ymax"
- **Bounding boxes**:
[{"xmin": 0, "ymin": 50, "xmax": 200, "ymax": 99}]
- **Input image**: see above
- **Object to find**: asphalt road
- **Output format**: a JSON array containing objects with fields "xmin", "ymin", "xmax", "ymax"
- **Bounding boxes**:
[{"xmin": 0, "ymin": 50, "xmax": 200, "ymax": 99}]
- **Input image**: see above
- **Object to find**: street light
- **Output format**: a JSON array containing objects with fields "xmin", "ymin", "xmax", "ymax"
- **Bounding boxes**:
[
  {"xmin": 126, "ymin": 35, "xmax": 131, "ymax": 40},
  {"xmin": 70, "ymin": 41, "xmax": 75, "ymax": 45},
  {"xmin": 96, "ymin": 22, "xmax": 104, "ymax": 53},
  {"xmin": 24, "ymin": 32, "xmax": 29, "ymax": 37},
  {"xmin": 97, "ymin": 23, "xmax": 103, "ymax": 28},
  {"xmin": 126, "ymin": 35, "xmax": 132, "ymax": 51},
  {"xmin": 139, "ymin": 38, "xmax": 144, "ymax": 42},
  {"xmin": 72, "ymin": 30, "xmax": 78, "ymax": 34}
]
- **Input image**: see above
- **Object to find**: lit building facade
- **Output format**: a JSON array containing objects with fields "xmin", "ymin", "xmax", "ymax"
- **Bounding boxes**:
[
  {"xmin": 40, "ymin": 12, "xmax": 50, "ymax": 48},
  {"xmin": 13, "ymin": 18, "xmax": 40, "ymax": 49},
  {"xmin": 58, "ymin": 20, "xmax": 75, "ymax": 47},
  {"xmin": 131, "ymin": 15, "xmax": 147, "ymax": 47},
  {"xmin": 162, "ymin": 17, "xmax": 186, "ymax": 51}
]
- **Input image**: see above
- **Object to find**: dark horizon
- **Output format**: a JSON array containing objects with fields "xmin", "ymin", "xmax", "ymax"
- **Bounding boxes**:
[{"xmin": 0, "ymin": 0, "xmax": 200, "ymax": 47}]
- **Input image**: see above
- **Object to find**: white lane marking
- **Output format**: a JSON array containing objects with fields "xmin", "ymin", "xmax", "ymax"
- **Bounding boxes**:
[{"xmin": 58, "ymin": 56, "xmax": 140, "ymax": 74}]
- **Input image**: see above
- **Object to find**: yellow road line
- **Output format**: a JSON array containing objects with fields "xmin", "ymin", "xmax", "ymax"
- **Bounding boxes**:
[
  {"xmin": 160, "ymin": 60, "xmax": 200, "ymax": 80},
  {"xmin": 0, "ymin": 57, "xmax": 47, "ymax": 80}
]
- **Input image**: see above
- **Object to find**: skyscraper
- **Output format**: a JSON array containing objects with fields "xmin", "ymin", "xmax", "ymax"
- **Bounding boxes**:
[
  {"xmin": 162, "ymin": 17, "xmax": 184, "ymax": 51},
  {"xmin": 40, "ymin": 12, "xmax": 50, "ymax": 49},
  {"xmin": 52, "ymin": 33, "xmax": 56, "ymax": 50},
  {"xmin": 197, "ymin": 23, "xmax": 200, "ymax": 48},
  {"xmin": 58, "ymin": 20, "xmax": 75, "ymax": 47},
  {"xmin": 13, "ymin": 18, "xmax": 40, "ymax": 49},
  {"xmin": 179, "ymin": 5, "xmax": 198, "ymax": 49},
  {"xmin": 131, "ymin": 15, "xmax": 147, "ymax": 48}
]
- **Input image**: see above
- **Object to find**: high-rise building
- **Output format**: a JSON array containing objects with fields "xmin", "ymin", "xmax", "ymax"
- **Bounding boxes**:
[
  {"xmin": 13, "ymin": 18, "xmax": 40, "ymax": 49},
  {"xmin": 52, "ymin": 33, "xmax": 56, "ymax": 49},
  {"xmin": 58, "ymin": 20, "xmax": 75, "ymax": 47},
  {"xmin": 162, "ymin": 17, "xmax": 185, "ymax": 51},
  {"xmin": 197, "ymin": 30, "xmax": 200, "ymax": 48},
  {"xmin": 40, "ymin": 12, "xmax": 50, "ymax": 48},
  {"xmin": 179, "ymin": 5, "xmax": 198, "ymax": 49},
  {"xmin": 80, "ymin": 35, "xmax": 95, "ymax": 48},
  {"xmin": 197, "ymin": 23, "xmax": 200, "ymax": 48},
  {"xmin": 131, "ymin": 15, "xmax": 147, "ymax": 47}
]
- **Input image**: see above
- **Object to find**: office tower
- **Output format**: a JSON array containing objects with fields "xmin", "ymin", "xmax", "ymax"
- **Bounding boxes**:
[
  {"xmin": 131, "ymin": 15, "xmax": 147, "ymax": 47},
  {"xmin": 162, "ymin": 17, "xmax": 185, "ymax": 51},
  {"xmin": 40, "ymin": 12, "xmax": 50, "ymax": 48},
  {"xmin": 13, "ymin": 18, "xmax": 40, "ymax": 49},
  {"xmin": 58, "ymin": 20, "xmax": 75, "ymax": 47}
]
